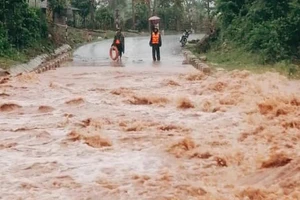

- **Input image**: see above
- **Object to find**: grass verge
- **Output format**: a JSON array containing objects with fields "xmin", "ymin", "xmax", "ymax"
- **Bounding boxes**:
[
  {"xmin": 0, "ymin": 40, "xmax": 56, "ymax": 70},
  {"xmin": 186, "ymin": 43, "xmax": 300, "ymax": 79}
]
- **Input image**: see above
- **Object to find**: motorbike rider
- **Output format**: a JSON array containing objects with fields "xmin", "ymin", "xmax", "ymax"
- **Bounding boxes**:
[
  {"xmin": 149, "ymin": 27, "xmax": 162, "ymax": 61},
  {"xmin": 111, "ymin": 27, "xmax": 125, "ymax": 60},
  {"xmin": 184, "ymin": 29, "xmax": 189, "ymax": 36},
  {"xmin": 181, "ymin": 29, "xmax": 191, "ymax": 40},
  {"xmin": 180, "ymin": 29, "xmax": 192, "ymax": 46}
]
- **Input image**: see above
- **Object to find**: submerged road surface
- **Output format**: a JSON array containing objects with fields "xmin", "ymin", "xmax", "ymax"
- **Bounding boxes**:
[
  {"xmin": 1, "ymin": 35, "xmax": 300, "ymax": 200},
  {"xmin": 72, "ymin": 34, "xmax": 202, "ymax": 67}
]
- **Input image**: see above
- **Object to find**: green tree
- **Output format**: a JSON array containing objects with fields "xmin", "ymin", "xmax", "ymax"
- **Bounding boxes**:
[
  {"xmin": 135, "ymin": 2, "xmax": 149, "ymax": 31},
  {"xmin": 71, "ymin": 0, "xmax": 90, "ymax": 27},
  {"xmin": 156, "ymin": 0, "xmax": 185, "ymax": 30},
  {"xmin": 0, "ymin": 0, "xmax": 46, "ymax": 49},
  {"xmin": 48, "ymin": 0, "xmax": 67, "ymax": 14},
  {"xmin": 0, "ymin": 23, "xmax": 10, "ymax": 56},
  {"xmin": 48, "ymin": 0, "xmax": 67, "ymax": 23},
  {"xmin": 95, "ymin": 7, "xmax": 114, "ymax": 30},
  {"xmin": 107, "ymin": 0, "xmax": 127, "ymax": 10},
  {"xmin": 214, "ymin": 0, "xmax": 300, "ymax": 63}
]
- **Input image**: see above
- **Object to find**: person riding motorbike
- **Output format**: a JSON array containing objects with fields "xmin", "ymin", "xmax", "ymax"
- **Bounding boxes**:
[
  {"xmin": 180, "ymin": 29, "xmax": 191, "ymax": 47},
  {"xmin": 183, "ymin": 29, "xmax": 190, "ymax": 37}
]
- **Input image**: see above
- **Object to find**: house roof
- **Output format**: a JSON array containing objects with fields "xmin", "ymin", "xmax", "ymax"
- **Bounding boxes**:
[{"xmin": 27, "ymin": 0, "xmax": 79, "ymax": 10}]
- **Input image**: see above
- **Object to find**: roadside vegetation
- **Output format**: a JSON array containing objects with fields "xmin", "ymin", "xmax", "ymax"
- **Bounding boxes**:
[
  {"xmin": 3, "ymin": 0, "xmax": 299, "ymax": 77},
  {"xmin": 191, "ymin": 0, "xmax": 300, "ymax": 78},
  {"xmin": 0, "ymin": 0, "xmax": 209, "ymax": 69},
  {"xmin": 0, "ymin": 1, "xmax": 49, "ymax": 69}
]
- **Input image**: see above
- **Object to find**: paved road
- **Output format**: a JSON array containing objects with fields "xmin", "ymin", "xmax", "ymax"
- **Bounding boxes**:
[{"xmin": 72, "ymin": 34, "xmax": 203, "ymax": 68}]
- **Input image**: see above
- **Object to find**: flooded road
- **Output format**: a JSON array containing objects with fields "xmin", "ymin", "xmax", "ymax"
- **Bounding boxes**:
[
  {"xmin": 1, "ymin": 35, "xmax": 300, "ymax": 200},
  {"xmin": 72, "ymin": 34, "xmax": 201, "ymax": 67}
]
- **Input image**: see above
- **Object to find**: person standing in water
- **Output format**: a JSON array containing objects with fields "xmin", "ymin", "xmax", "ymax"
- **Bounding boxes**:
[
  {"xmin": 111, "ymin": 28, "xmax": 125, "ymax": 60},
  {"xmin": 149, "ymin": 27, "xmax": 162, "ymax": 61}
]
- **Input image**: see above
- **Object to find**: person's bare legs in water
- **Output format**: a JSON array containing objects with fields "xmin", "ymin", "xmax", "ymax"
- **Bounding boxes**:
[{"xmin": 115, "ymin": 44, "xmax": 122, "ymax": 62}]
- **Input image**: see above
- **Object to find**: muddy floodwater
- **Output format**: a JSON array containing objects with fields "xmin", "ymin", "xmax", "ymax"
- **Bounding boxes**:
[{"xmin": 1, "ymin": 35, "xmax": 300, "ymax": 200}]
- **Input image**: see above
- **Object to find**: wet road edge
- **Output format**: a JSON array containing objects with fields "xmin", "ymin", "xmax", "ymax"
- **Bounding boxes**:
[
  {"xmin": 182, "ymin": 49, "xmax": 211, "ymax": 74},
  {"xmin": 0, "ymin": 45, "xmax": 73, "ymax": 79}
]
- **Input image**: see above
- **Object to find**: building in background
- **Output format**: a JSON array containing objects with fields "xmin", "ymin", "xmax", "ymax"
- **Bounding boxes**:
[
  {"xmin": 27, "ymin": 0, "xmax": 47, "ymax": 9},
  {"xmin": 27, "ymin": 0, "xmax": 79, "ymax": 26}
]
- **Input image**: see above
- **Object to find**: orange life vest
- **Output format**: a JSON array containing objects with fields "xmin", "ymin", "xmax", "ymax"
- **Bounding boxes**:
[{"xmin": 152, "ymin": 33, "xmax": 160, "ymax": 44}]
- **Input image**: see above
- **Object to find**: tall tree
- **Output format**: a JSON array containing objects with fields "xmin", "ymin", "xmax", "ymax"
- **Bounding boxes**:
[
  {"xmin": 214, "ymin": 0, "xmax": 300, "ymax": 62},
  {"xmin": 71, "ymin": 0, "xmax": 90, "ymax": 27},
  {"xmin": 90, "ymin": 0, "xmax": 96, "ymax": 29},
  {"xmin": 95, "ymin": 7, "xmax": 114, "ymax": 30},
  {"xmin": 156, "ymin": 0, "xmax": 185, "ymax": 30},
  {"xmin": 0, "ymin": 0, "xmax": 47, "ymax": 51},
  {"xmin": 201, "ymin": 0, "xmax": 214, "ymax": 18},
  {"xmin": 48, "ymin": 0, "xmax": 67, "ymax": 23}
]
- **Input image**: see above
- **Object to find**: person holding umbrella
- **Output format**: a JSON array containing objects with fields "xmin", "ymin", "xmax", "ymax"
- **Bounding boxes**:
[{"xmin": 149, "ymin": 26, "xmax": 162, "ymax": 61}]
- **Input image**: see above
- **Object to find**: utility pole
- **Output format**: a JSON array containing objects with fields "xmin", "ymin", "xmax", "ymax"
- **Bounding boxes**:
[{"xmin": 90, "ymin": 0, "xmax": 95, "ymax": 30}]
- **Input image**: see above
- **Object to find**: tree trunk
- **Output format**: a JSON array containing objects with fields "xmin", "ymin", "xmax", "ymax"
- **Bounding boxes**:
[
  {"xmin": 206, "ymin": 0, "xmax": 211, "ymax": 19},
  {"xmin": 90, "ymin": 0, "xmax": 95, "ymax": 29},
  {"xmin": 52, "ymin": 11, "xmax": 55, "ymax": 25},
  {"xmin": 73, "ymin": 12, "xmax": 76, "ymax": 27},
  {"xmin": 147, "ymin": 0, "xmax": 151, "ymax": 32},
  {"xmin": 132, "ymin": 0, "xmax": 135, "ymax": 30},
  {"xmin": 152, "ymin": 0, "xmax": 157, "ymax": 16},
  {"xmin": 176, "ymin": 17, "xmax": 180, "ymax": 31}
]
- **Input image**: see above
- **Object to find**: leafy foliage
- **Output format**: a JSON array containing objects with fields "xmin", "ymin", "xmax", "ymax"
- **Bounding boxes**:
[
  {"xmin": 95, "ymin": 7, "xmax": 114, "ymax": 30},
  {"xmin": 0, "ymin": 0, "xmax": 48, "ymax": 56},
  {"xmin": 48, "ymin": 0, "xmax": 67, "ymax": 15},
  {"xmin": 215, "ymin": 0, "xmax": 300, "ymax": 63},
  {"xmin": 71, "ymin": 0, "xmax": 91, "ymax": 27},
  {"xmin": 0, "ymin": 23, "xmax": 10, "ymax": 56},
  {"xmin": 135, "ymin": 2, "xmax": 150, "ymax": 31},
  {"xmin": 106, "ymin": 0, "xmax": 127, "ymax": 11},
  {"xmin": 156, "ymin": 0, "xmax": 185, "ymax": 30}
]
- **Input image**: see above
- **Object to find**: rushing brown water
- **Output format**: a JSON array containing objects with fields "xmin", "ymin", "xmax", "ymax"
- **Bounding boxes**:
[
  {"xmin": 1, "ymin": 65, "xmax": 299, "ymax": 200},
  {"xmin": 1, "ymin": 34, "xmax": 300, "ymax": 199}
]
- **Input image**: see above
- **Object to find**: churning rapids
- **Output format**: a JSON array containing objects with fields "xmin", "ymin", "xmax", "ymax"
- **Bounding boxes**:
[{"xmin": 0, "ymin": 35, "xmax": 300, "ymax": 200}]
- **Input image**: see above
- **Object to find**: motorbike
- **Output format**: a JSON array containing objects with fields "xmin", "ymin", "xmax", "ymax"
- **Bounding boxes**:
[{"xmin": 179, "ymin": 29, "xmax": 192, "ymax": 47}]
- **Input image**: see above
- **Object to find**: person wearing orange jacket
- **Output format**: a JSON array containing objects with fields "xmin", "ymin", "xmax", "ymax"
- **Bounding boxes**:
[{"xmin": 149, "ymin": 27, "xmax": 162, "ymax": 61}]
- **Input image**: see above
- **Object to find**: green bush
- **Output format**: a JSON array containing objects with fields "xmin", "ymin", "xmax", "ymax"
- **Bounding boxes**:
[
  {"xmin": 95, "ymin": 7, "xmax": 114, "ymax": 30},
  {"xmin": 0, "ymin": 23, "xmax": 10, "ymax": 56},
  {"xmin": 215, "ymin": 0, "xmax": 300, "ymax": 63},
  {"xmin": 0, "ymin": 1, "xmax": 48, "ymax": 56}
]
